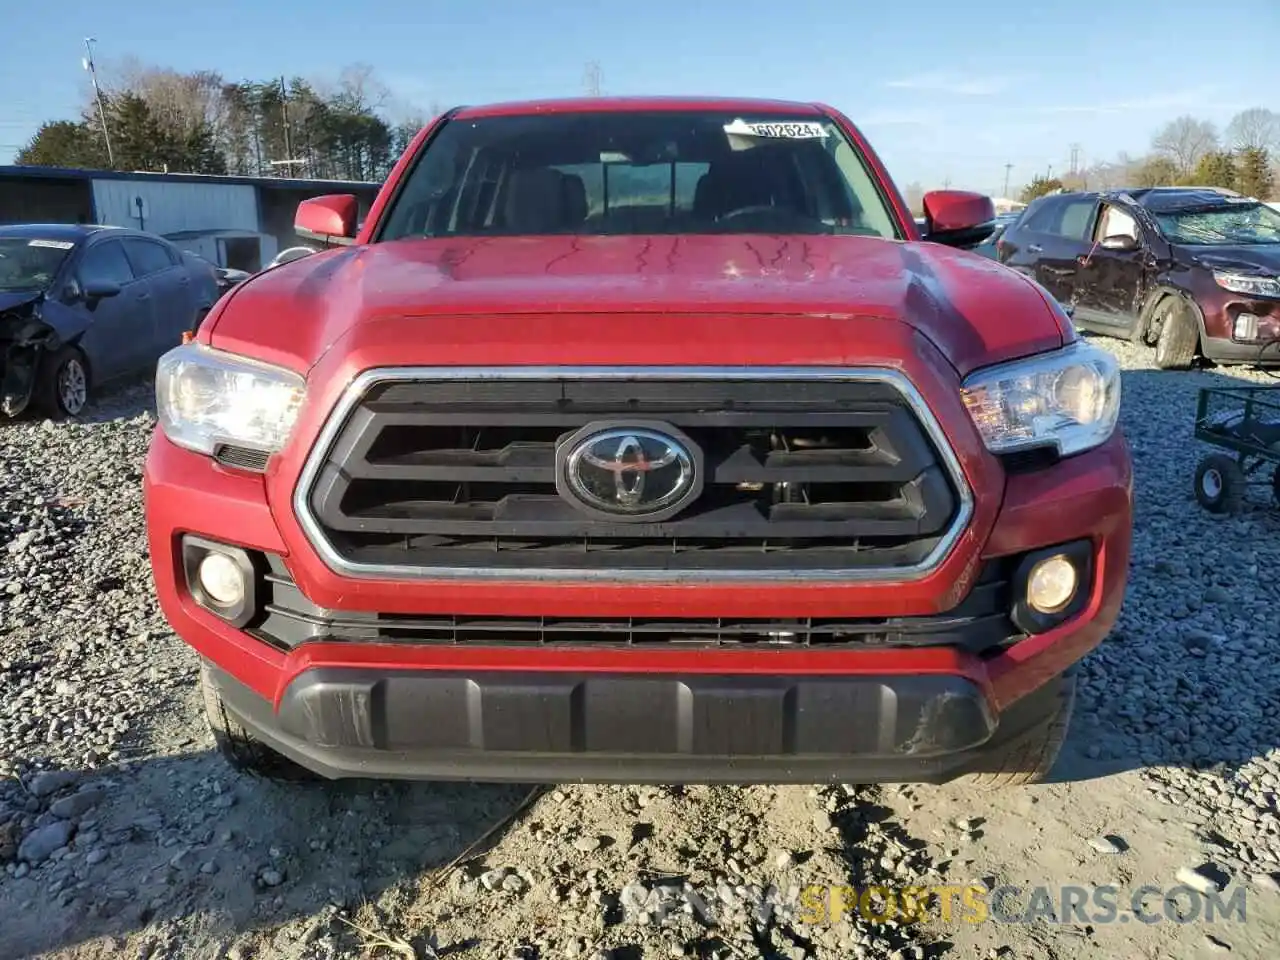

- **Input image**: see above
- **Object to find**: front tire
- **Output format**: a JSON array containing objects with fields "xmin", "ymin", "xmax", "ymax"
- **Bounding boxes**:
[
  {"xmin": 1153, "ymin": 298, "xmax": 1199, "ymax": 370},
  {"xmin": 960, "ymin": 673, "xmax": 1076, "ymax": 790},
  {"xmin": 36, "ymin": 346, "xmax": 91, "ymax": 418},
  {"xmin": 201, "ymin": 662, "xmax": 315, "ymax": 781}
]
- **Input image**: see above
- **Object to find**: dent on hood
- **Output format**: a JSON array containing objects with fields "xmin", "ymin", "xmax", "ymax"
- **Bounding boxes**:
[{"xmin": 0, "ymin": 292, "xmax": 80, "ymax": 418}]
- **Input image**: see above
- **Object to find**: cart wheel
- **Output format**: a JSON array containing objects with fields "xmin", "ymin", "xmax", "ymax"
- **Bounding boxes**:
[{"xmin": 1195, "ymin": 454, "xmax": 1244, "ymax": 514}]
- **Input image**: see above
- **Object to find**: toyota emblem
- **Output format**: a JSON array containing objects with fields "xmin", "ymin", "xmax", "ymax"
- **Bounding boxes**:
[{"xmin": 558, "ymin": 424, "xmax": 703, "ymax": 522}]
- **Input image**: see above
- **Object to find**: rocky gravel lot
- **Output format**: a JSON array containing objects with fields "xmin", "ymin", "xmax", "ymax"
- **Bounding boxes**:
[{"xmin": 2, "ymin": 337, "xmax": 1279, "ymax": 960}]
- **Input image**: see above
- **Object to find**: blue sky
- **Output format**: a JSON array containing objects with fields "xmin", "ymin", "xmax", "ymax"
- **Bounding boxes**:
[{"xmin": 2, "ymin": 0, "xmax": 1277, "ymax": 196}]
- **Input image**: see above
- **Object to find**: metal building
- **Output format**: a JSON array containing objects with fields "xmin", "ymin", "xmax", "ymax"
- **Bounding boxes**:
[{"xmin": 0, "ymin": 166, "xmax": 381, "ymax": 271}]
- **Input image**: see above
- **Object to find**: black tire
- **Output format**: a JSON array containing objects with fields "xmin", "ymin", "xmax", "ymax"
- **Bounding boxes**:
[
  {"xmin": 1153, "ymin": 298, "xmax": 1199, "ymax": 370},
  {"xmin": 35, "ymin": 346, "xmax": 90, "ymax": 418},
  {"xmin": 1195, "ymin": 454, "xmax": 1244, "ymax": 514},
  {"xmin": 960, "ymin": 674, "xmax": 1076, "ymax": 790},
  {"xmin": 200, "ymin": 662, "xmax": 316, "ymax": 781}
]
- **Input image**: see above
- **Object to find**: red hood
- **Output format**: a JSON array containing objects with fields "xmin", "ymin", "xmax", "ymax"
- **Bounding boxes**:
[{"xmin": 207, "ymin": 234, "xmax": 1067, "ymax": 378}]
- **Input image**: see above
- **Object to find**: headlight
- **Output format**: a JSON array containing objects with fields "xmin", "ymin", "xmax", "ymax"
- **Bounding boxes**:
[
  {"xmin": 156, "ymin": 342, "xmax": 306, "ymax": 456},
  {"xmin": 960, "ymin": 341, "xmax": 1121, "ymax": 457},
  {"xmin": 1213, "ymin": 271, "xmax": 1280, "ymax": 298}
]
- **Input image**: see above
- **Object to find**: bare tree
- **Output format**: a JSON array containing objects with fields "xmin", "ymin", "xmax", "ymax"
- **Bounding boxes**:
[
  {"xmin": 97, "ymin": 57, "xmax": 226, "ymax": 138},
  {"xmin": 1152, "ymin": 116, "xmax": 1219, "ymax": 178},
  {"xmin": 332, "ymin": 64, "xmax": 386, "ymax": 113},
  {"xmin": 1226, "ymin": 107, "xmax": 1280, "ymax": 152}
]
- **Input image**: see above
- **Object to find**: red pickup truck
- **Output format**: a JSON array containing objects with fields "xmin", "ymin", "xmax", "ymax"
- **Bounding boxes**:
[{"xmin": 144, "ymin": 97, "xmax": 1132, "ymax": 788}]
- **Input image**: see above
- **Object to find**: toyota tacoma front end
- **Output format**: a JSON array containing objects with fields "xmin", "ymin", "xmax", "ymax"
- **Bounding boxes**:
[{"xmin": 144, "ymin": 97, "xmax": 1132, "ymax": 786}]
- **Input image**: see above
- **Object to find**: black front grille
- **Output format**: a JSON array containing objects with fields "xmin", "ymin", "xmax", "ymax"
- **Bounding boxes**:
[
  {"xmin": 252, "ymin": 556, "xmax": 1021, "ymax": 654},
  {"xmin": 302, "ymin": 375, "xmax": 964, "ymax": 575}
]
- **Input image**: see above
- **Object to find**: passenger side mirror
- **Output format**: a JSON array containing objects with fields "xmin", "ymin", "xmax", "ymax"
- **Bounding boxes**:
[
  {"xmin": 920, "ymin": 190, "xmax": 997, "ymax": 248},
  {"xmin": 82, "ymin": 279, "xmax": 122, "ymax": 301},
  {"xmin": 1099, "ymin": 234, "xmax": 1139, "ymax": 252},
  {"xmin": 295, "ymin": 194, "xmax": 358, "ymax": 247}
]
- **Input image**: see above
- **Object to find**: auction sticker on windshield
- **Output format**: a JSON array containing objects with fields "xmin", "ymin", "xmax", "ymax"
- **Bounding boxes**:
[
  {"xmin": 723, "ymin": 118, "xmax": 828, "ymax": 139},
  {"xmin": 27, "ymin": 239, "xmax": 76, "ymax": 250}
]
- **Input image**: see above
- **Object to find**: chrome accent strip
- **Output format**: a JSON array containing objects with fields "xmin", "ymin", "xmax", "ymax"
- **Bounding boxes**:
[{"xmin": 291, "ymin": 367, "xmax": 975, "ymax": 583}]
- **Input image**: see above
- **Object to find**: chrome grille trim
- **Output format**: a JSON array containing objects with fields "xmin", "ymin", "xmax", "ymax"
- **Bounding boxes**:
[{"xmin": 292, "ymin": 366, "xmax": 975, "ymax": 583}]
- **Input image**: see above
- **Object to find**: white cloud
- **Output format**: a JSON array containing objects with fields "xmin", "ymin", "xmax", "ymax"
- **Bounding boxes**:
[
  {"xmin": 883, "ymin": 72, "xmax": 1010, "ymax": 96},
  {"xmin": 1032, "ymin": 91, "xmax": 1211, "ymax": 115},
  {"xmin": 855, "ymin": 108, "xmax": 939, "ymax": 127}
]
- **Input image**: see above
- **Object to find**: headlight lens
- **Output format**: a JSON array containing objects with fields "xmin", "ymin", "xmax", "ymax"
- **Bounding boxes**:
[
  {"xmin": 1213, "ymin": 271, "xmax": 1280, "ymax": 298},
  {"xmin": 960, "ymin": 341, "xmax": 1121, "ymax": 457},
  {"xmin": 156, "ymin": 342, "xmax": 306, "ymax": 456}
]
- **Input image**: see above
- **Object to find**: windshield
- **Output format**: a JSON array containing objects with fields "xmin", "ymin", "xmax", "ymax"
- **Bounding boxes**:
[
  {"xmin": 0, "ymin": 237, "xmax": 75, "ymax": 292},
  {"xmin": 378, "ymin": 110, "xmax": 903, "ymax": 241},
  {"xmin": 1154, "ymin": 203, "xmax": 1280, "ymax": 246}
]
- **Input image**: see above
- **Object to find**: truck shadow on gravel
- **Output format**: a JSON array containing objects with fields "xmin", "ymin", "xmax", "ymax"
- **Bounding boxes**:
[
  {"xmin": 2, "ymin": 750, "xmax": 948, "ymax": 960},
  {"xmin": 1044, "ymin": 358, "xmax": 1280, "ymax": 788},
  {"xmin": 0, "ymin": 749, "xmax": 540, "ymax": 959}
]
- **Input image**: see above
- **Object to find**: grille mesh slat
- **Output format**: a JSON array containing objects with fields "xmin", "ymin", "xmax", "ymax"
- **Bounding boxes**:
[{"xmin": 300, "ymin": 373, "xmax": 965, "ymax": 576}]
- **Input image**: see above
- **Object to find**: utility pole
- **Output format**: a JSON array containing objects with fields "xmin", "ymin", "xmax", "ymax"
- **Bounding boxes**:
[
  {"xmin": 279, "ymin": 76, "xmax": 293, "ymax": 176},
  {"xmin": 1002, "ymin": 162, "xmax": 1013, "ymax": 198},
  {"xmin": 82, "ymin": 38, "xmax": 114, "ymax": 167},
  {"xmin": 583, "ymin": 61, "xmax": 602, "ymax": 97}
]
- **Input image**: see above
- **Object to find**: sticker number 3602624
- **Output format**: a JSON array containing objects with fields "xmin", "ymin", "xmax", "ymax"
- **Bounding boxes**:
[{"xmin": 723, "ymin": 119, "xmax": 829, "ymax": 140}]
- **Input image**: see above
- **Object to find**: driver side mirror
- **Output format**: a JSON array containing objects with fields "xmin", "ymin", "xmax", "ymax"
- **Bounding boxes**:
[
  {"xmin": 295, "ymin": 194, "xmax": 358, "ymax": 247},
  {"xmin": 920, "ymin": 190, "xmax": 997, "ymax": 248},
  {"xmin": 1099, "ymin": 234, "xmax": 1139, "ymax": 252}
]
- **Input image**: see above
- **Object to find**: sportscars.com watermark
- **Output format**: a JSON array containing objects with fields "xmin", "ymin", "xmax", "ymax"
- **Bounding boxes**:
[{"xmin": 618, "ymin": 881, "xmax": 1249, "ymax": 927}]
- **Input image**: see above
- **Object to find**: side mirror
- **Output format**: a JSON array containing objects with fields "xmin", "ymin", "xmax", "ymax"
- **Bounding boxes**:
[
  {"xmin": 1099, "ymin": 234, "xmax": 1139, "ymax": 252},
  {"xmin": 295, "ymin": 194, "xmax": 358, "ymax": 247},
  {"xmin": 82, "ymin": 279, "xmax": 122, "ymax": 300},
  {"xmin": 921, "ymin": 190, "xmax": 998, "ymax": 247}
]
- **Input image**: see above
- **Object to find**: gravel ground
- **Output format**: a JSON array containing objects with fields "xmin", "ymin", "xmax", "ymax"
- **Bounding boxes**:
[{"xmin": 1, "ymin": 337, "xmax": 1279, "ymax": 960}]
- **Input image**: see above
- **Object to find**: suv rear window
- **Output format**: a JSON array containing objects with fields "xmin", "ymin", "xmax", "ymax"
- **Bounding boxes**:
[{"xmin": 378, "ymin": 110, "xmax": 902, "ymax": 240}]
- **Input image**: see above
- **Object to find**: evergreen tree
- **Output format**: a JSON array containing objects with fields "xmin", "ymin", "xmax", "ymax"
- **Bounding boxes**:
[
  {"xmin": 15, "ymin": 120, "xmax": 107, "ymax": 168},
  {"xmin": 1188, "ymin": 151, "xmax": 1237, "ymax": 190},
  {"xmin": 1236, "ymin": 147, "xmax": 1276, "ymax": 199},
  {"xmin": 1019, "ymin": 176, "xmax": 1064, "ymax": 203}
]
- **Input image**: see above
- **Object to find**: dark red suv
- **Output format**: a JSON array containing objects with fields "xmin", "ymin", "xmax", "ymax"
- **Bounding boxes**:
[
  {"xmin": 998, "ymin": 187, "xmax": 1280, "ymax": 369},
  {"xmin": 144, "ymin": 97, "xmax": 1133, "ymax": 789}
]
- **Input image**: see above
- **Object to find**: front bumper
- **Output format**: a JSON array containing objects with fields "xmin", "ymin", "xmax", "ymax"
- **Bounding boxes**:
[
  {"xmin": 1201, "ymin": 293, "xmax": 1280, "ymax": 364},
  {"xmin": 206, "ymin": 660, "xmax": 1072, "ymax": 784},
  {"xmin": 1201, "ymin": 335, "xmax": 1280, "ymax": 364}
]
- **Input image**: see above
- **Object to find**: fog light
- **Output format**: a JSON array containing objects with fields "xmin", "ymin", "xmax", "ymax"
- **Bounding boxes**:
[
  {"xmin": 1234, "ymin": 313, "xmax": 1259, "ymax": 341},
  {"xmin": 1026, "ymin": 554, "xmax": 1078, "ymax": 614},
  {"xmin": 198, "ymin": 552, "xmax": 246, "ymax": 607}
]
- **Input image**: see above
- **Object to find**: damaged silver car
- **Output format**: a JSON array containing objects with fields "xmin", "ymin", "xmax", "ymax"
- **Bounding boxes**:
[{"xmin": 0, "ymin": 224, "xmax": 219, "ymax": 418}]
